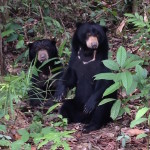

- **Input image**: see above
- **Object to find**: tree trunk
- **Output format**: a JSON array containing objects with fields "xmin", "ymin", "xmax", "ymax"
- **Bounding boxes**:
[
  {"xmin": 0, "ymin": 29, "xmax": 3, "ymax": 75},
  {"xmin": 0, "ymin": 0, "xmax": 8, "ymax": 75},
  {"xmin": 132, "ymin": 0, "xmax": 138, "ymax": 13}
]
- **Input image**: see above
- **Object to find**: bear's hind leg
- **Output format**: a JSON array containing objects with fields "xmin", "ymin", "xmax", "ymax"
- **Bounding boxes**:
[
  {"xmin": 60, "ymin": 99, "xmax": 88, "ymax": 123},
  {"xmin": 83, "ymin": 102, "xmax": 113, "ymax": 133}
]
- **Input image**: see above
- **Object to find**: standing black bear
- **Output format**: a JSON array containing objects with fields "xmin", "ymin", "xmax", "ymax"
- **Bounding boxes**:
[
  {"xmin": 55, "ymin": 22, "xmax": 117, "ymax": 133},
  {"xmin": 28, "ymin": 39, "xmax": 61, "ymax": 106}
]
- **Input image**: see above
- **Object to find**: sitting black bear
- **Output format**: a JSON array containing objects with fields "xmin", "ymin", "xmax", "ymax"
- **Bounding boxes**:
[
  {"xmin": 28, "ymin": 39, "xmax": 61, "ymax": 106},
  {"xmin": 55, "ymin": 22, "xmax": 117, "ymax": 133}
]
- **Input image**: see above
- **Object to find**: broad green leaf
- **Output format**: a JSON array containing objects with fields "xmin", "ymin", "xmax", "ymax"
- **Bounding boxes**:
[
  {"xmin": 136, "ymin": 65, "xmax": 148, "ymax": 79},
  {"xmin": 62, "ymin": 142, "xmax": 70, "ymax": 150},
  {"xmin": 2, "ymin": 29, "xmax": 15, "ymax": 37},
  {"xmin": 38, "ymin": 140, "xmax": 49, "ymax": 149},
  {"xmin": 18, "ymin": 129, "xmax": 29, "ymax": 143},
  {"xmin": 38, "ymin": 58, "xmax": 58, "ymax": 69},
  {"xmin": 142, "ymin": 69, "xmax": 148, "ymax": 79},
  {"xmin": 103, "ymin": 60, "xmax": 119, "ymax": 71},
  {"xmin": 32, "ymin": 66, "xmax": 38, "ymax": 76},
  {"xmin": 0, "ymin": 139, "xmax": 11, "ymax": 147},
  {"xmin": 128, "ymin": 18, "xmax": 136, "ymax": 22},
  {"xmin": 113, "ymin": 73, "xmax": 122, "ymax": 82},
  {"xmin": 126, "ymin": 81, "xmax": 137, "ymax": 95},
  {"xmin": 124, "ymin": 106, "xmax": 131, "ymax": 115},
  {"xmin": 111, "ymin": 100, "xmax": 121, "ymax": 120},
  {"xmin": 135, "ymin": 12, "xmax": 140, "ymax": 19},
  {"xmin": 6, "ymin": 22, "xmax": 22, "ymax": 30},
  {"xmin": 118, "ymin": 108, "xmax": 125, "ymax": 116},
  {"xmin": 117, "ymin": 46, "xmax": 127, "ymax": 67},
  {"xmin": 0, "ymin": 124, "xmax": 6, "ymax": 132},
  {"xmin": 122, "ymin": 138, "xmax": 126, "ymax": 148},
  {"xmin": 41, "ymin": 127, "xmax": 54, "ymax": 135},
  {"xmin": 0, "ymin": 134, "xmax": 11, "ymax": 140},
  {"xmin": 100, "ymin": 18, "xmax": 106, "ymax": 26},
  {"xmin": 124, "ymin": 13, "xmax": 135, "ymax": 17},
  {"xmin": 136, "ymin": 133, "xmax": 147, "ymax": 139},
  {"xmin": 16, "ymin": 40, "xmax": 24, "ymax": 49},
  {"xmin": 124, "ymin": 134, "xmax": 130, "ymax": 140},
  {"xmin": 58, "ymin": 40, "xmax": 66, "ymax": 57},
  {"xmin": 148, "ymin": 114, "xmax": 150, "ymax": 124},
  {"xmin": 103, "ymin": 82, "xmax": 121, "ymax": 97},
  {"xmin": 94, "ymin": 73, "xmax": 116, "ymax": 80},
  {"xmin": 4, "ymin": 135, "xmax": 12, "ymax": 140},
  {"xmin": 125, "ymin": 60, "xmax": 143, "ymax": 69},
  {"xmin": 117, "ymin": 136, "xmax": 123, "ymax": 141},
  {"xmin": 136, "ymin": 65, "xmax": 143, "ymax": 76},
  {"xmin": 46, "ymin": 103, "xmax": 60, "ymax": 114},
  {"xmin": 23, "ymin": 144, "xmax": 31, "ymax": 150},
  {"xmin": 11, "ymin": 140, "xmax": 24, "ymax": 150},
  {"xmin": 15, "ymin": 50, "xmax": 28, "ymax": 64},
  {"xmin": 6, "ymin": 34, "xmax": 18, "ymax": 42},
  {"xmin": 130, "ymin": 118, "xmax": 147, "ymax": 128},
  {"xmin": 121, "ymin": 71, "xmax": 133, "ymax": 92},
  {"xmin": 99, "ymin": 98, "xmax": 116, "ymax": 105},
  {"xmin": 122, "ymin": 56, "xmax": 136, "ymax": 68},
  {"xmin": 135, "ymin": 107, "xmax": 149, "ymax": 120},
  {"xmin": 0, "ymin": 6, "xmax": 4, "ymax": 12}
]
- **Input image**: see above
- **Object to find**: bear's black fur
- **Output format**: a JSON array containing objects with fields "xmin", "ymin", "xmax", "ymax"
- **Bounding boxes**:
[
  {"xmin": 54, "ymin": 22, "xmax": 117, "ymax": 133},
  {"xmin": 28, "ymin": 39, "xmax": 61, "ymax": 107}
]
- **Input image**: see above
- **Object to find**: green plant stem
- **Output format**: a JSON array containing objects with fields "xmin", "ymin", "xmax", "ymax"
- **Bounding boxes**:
[{"xmin": 4, "ymin": 86, "xmax": 9, "ymax": 115}]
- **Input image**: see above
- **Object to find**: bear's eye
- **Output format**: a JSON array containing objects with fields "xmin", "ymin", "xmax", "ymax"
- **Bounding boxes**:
[
  {"xmin": 94, "ymin": 32, "xmax": 99, "ymax": 37},
  {"xmin": 87, "ymin": 33, "xmax": 91, "ymax": 37}
]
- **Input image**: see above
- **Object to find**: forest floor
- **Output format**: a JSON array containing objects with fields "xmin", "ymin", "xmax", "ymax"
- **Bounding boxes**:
[{"xmin": 4, "ymin": 101, "xmax": 148, "ymax": 150}]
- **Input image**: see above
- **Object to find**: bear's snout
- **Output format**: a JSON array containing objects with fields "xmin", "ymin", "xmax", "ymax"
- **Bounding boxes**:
[
  {"xmin": 86, "ymin": 36, "xmax": 99, "ymax": 49},
  {"xmin": 38, "ymin": 50, "xmax": 49, "ymax": 62},
  {"xmin": 91, "ymin": 42, "xmax": 98, "ymax": 49}
]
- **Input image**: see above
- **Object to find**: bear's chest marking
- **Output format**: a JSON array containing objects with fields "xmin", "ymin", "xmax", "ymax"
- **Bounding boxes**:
[{"xmin": 77, "ymin": 47, "xmax": 96, "ymax": 65}]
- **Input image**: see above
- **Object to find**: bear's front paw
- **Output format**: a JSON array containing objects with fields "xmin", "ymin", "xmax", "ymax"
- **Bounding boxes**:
[
  {"xmin": 54, "ymin": 88, "xmax": 65, "ymax": 102},
  {"xmin": 54, "ymin": 85, "xmax": 67, "ymax": 102},
  {"xmin": 82, "ymin": 124, "xmax": 99, "ymax": 133},
  {"xmin": 53, "ymin": 92, "xmax": 65, "ymax": 102},
  {"xmin": 83, "ymin": 101, "xmax": 96, "ymax": 114}
]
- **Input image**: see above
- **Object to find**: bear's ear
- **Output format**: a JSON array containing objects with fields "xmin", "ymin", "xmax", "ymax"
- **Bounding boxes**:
[
  {"xmin": 51, "ymin": 38, "xmax": 56, "ymax": 45},
  {"xmin": 28, "ymin": 43, "xmax": 33, "ymax": 49},
  {"xmin": 76, "ymin": 22, "xmax": 82, "ymax": 28},
  {"xmin": 102, "ymin": 26, "xmax": 108, "ymax": 33}
]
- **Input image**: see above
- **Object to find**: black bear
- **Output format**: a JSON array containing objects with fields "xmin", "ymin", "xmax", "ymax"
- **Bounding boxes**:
[
  {"xmin": 54, "ymin": 22, "xmax": 117, "ymax": 133},
  {"xmin": 28, "ymin": 39, "xmax": 62, "ymax": 107}
]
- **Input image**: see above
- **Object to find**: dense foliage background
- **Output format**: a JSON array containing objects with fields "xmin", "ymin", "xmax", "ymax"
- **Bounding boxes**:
[{"xmin": 0, "ymin": 0, "xmax": 150, "ymax": 149}]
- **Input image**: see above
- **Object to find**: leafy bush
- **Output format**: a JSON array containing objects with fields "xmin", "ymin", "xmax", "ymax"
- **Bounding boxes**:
[
  {"xmin": 0, "ymin": 101, "xmax": 73, "ymax": 150},
  {"xmin": 95, "ymin": 46, "xmax": 149, "ymax": 139},
  {"xmin": 0, "ymin": 69, "xmax": 32, "ymax": 118},
  {"xmin": 117, "ymin": 132, "xmax": 131, "ymax": 148},
  {"xmin": 125, "ymin": 13, "xmax": 150, "ymax": 56}
]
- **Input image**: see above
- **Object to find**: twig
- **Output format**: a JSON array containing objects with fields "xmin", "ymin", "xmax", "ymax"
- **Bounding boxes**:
[
  {"xmin": 23, "ymin": 25, "xmax": 28, "ymax": 41},
  {"xmin": 39, "ymin": 6, "xmax": 48, "ymax": 38},
  {"xmin": 59, "ymin": 18, "xmax": 66, "ymax": 34},
  {"xmin": 110, "ymin": 0, "xmax": 122, "ymax": 7}
]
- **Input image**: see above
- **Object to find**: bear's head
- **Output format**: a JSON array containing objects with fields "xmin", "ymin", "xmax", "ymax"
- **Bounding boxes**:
[
  {"xmin": 72, "ymin": 22, "xmax": 108, "ymax": 56},
  {"xmin": 28, "ymin": 39, "xmax": 57, "ymax": 64}
]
